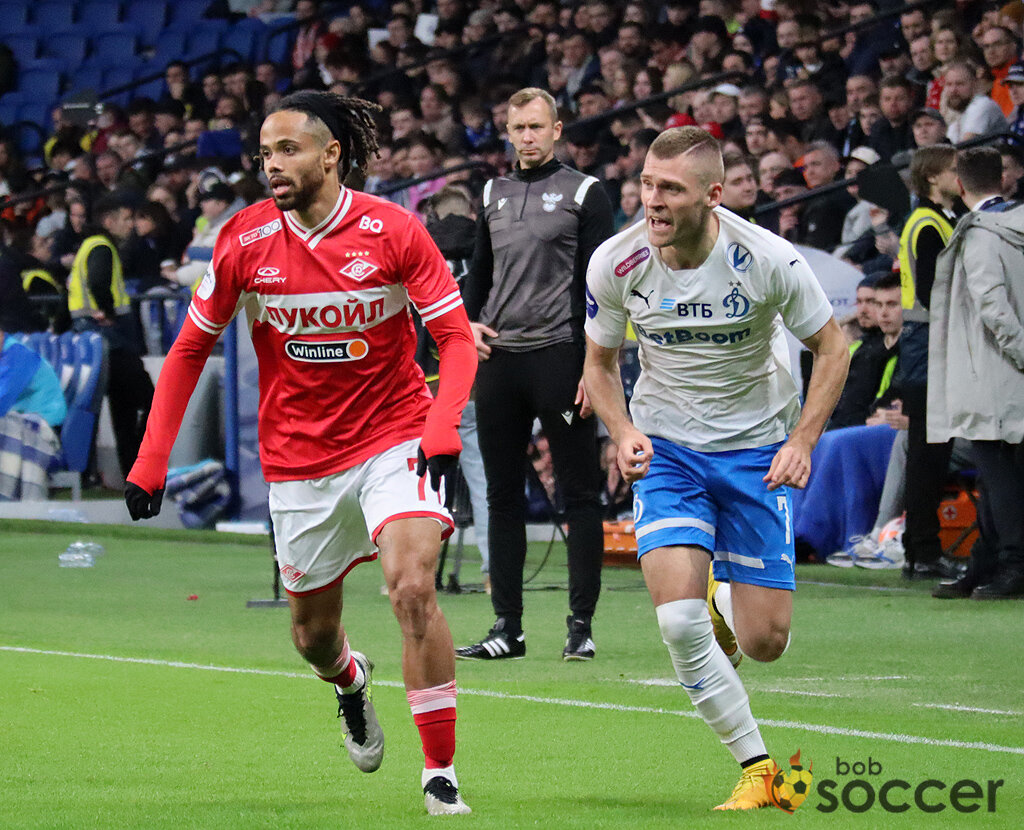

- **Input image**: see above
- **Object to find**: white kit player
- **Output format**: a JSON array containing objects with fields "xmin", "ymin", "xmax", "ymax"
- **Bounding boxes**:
[
  {"xmin": 583, "ymin": 127, "xmax": 849, "ymax": 810},
  {"xmin": 125, "ymin": 92, "xmax": 477, "ymax": 816}
]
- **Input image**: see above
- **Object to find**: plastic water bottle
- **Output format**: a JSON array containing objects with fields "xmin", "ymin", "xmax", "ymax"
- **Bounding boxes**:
[
  {"xmin": 58, "ymin": 541, "xmax": 102, "ymax": 567},
  {"xmin": 48, "ymin": 508, "xmax": 88, "ymax": 523}
]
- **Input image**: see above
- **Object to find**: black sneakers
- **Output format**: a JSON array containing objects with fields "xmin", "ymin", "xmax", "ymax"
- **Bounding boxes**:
[
  {"xmin": 423, "ymin": 775, "xmax": 472, "ymax": 815},
  {"xmin": 562, "ymin": 615, "xmax": 596, "ymax": 661},
  {"xmin": 455, "ymin": 618, "xmax": 526, "ymax": 660}
]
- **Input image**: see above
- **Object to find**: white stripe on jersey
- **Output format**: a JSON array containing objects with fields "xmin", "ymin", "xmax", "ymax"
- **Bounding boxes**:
[
  {"xmin": 283, "ymin": 187, "xmax": 347, "ymax": 245},
  {"xmin": 574, "ymin": 175, "xmax": 598, "ymax": 205},
  {"xmin": 308, "ymin": 188, "xmax": 353, "ymax": 250},
  {"xmin": 635, "ymin": 517, "xmax": 716, "ymax": 540},
  {"xmin": 188, "ymin": 304, "xmax": 228, "ymax": 335},
  {"xmin": 417, "ymin": 289, "xmax": 463, "ymax": 322},
  {"xmin": 482, "ymin": 180, "xmax": 493, "ymax": 208}
]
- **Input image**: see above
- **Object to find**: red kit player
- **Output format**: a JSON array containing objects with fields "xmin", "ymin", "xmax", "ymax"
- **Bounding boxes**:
[{"xmin": 125, "ymin": 92, "xmax": 477, "ymax": 815}]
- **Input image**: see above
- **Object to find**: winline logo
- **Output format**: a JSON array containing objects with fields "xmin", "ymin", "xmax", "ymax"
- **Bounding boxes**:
[{"xmin": 770, "ymin": 752, "xmax": 1004, "ymax": 814}]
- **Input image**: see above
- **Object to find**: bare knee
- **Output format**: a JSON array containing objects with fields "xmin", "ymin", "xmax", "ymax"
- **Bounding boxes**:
[
  {"xmin": 388, "ymin": 570, "xmax": 437, "ymax": 640},
  {"xmin": 737, "ymin": 626, "xmax": 789, "ymax": 662},
  {"xmin": 291, "ymin": 618, "xmax": 339, "ymax": 665}
]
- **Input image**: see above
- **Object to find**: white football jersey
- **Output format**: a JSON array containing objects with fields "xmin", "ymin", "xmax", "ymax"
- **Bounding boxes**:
[{"xmin": 585, "ymin": 206, "xmax": 834, "ymax": 452}]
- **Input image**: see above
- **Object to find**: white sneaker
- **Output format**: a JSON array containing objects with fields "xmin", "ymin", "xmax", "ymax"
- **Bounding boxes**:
[
  {"xmin": 827, "ymin": 534, "xmax": 879, "ymax": 567},
  {"xmin": 336, "ymin": 652, "xmax": 385, "ymax": 772},
  {"xmin": 424, "ymin": 774, "xmax": 472, "ymax": 815},
  {"xmin": 855, "ymin": 538, "xmax": 906, "ymax": 570}
]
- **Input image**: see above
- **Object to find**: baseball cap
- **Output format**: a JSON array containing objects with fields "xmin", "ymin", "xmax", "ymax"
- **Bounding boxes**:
[
  {"xmin": 198, "ymin": 181, "xmax": 234, "ymax": 203},
  {"xmin": 845, "ymin": 146, "xmax": 881, "ymax": 166},
  {"xmin": 699, "ymin": 121, "xmax": 724, "ymax": 139},
  {"xmin": 665, "ymin": 112, "xmax": 697, "ymax": 128},
  {"xmin": 912, "ymin": 107, "xmax": 946, "ymax": 126},
  {"xmin": 1004, "ymin": 62, "xmax": 1024, "ymax": 84},
  {"xmin": 712, "ymin": 83, "xmax": 741, "ymax": 99}
]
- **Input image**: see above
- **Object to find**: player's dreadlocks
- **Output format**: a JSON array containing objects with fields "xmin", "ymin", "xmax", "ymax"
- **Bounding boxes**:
[{"xmin": 273, "ymin": 90, "xmax": 382, "ymax": 181}]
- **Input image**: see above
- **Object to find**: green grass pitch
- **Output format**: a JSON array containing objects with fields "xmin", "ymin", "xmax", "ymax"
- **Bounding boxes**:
[{"xmin": 2, "ymin": 519, "xmax": 1022, "ymax": 828}]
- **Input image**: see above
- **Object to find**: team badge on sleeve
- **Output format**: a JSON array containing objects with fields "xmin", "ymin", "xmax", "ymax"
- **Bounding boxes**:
[
  {"xmin": 197, "ymin": 264, "xmax": 216, "ymax": 300},
  {"xmin": 586, "ymin": 285, "xmax": 599, "ymax": 318}
]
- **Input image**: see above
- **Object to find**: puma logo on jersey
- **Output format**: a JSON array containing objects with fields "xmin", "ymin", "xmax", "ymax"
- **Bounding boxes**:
[
  {"xmin": 542, "ymin": 192, "xmax": 563, "ymax": 212},
  {"xmin": 630, "ymin": 289, "xmax": 653, "ymax": 308},
  {"xmin": 497, "ymin": 197, "xmax": 508, "ymax": 210},
  {"xmin": 239, "ymin": 219, "xmax": 283, "ymax": 246}
]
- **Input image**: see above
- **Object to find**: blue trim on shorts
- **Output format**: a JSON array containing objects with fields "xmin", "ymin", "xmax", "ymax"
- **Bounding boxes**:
[{"xmin": 631, "ymin": 436, "xmax": 796, "ymax": 590}]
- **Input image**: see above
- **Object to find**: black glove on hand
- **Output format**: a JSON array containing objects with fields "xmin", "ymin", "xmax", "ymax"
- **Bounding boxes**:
[
  {"xmin": 416, "ymin": 446, "xmax": 458, "ymax": 496},
  {"xmin": 125, "ymin": 482, "xmax": 164, "ymax": 520}
]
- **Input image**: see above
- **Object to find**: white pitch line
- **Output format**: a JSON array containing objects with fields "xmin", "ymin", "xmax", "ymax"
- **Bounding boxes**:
[
  {"xmin": 4, "ymin": 646, "xmax": 1023, "ymax": 756},
  {"xmin": 915, "ymin": 703, "xmax": 1022, "ymax": 716}
]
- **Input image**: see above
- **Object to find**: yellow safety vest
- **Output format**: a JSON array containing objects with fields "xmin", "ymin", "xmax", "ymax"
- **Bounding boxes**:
[
  {"xmin": 897, "ymin": 206, "xmax": 953, "ymax": 323},
  {"xmin": 21, "ymin": 268, "xmax": 62, "ymax": 294},
  {"xmin": 68, "ymin": 235, "xmax": 131, "ymax": 319}
]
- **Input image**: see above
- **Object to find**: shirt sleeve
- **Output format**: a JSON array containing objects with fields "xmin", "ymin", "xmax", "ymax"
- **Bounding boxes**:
[
  {"xmin": 86, "ymin": 245, "xmax": 115, "ymax": 318},
  {"xmin": 771, "ymin": 244, "xmax": 835, "ymax": 340},
  {"xmin": 583, "ymin": 244, "xmax": 628, "ymax": 348},
  {"xmin": 461, "ymin": 209, "xmax": 493, "ymax": 322}
]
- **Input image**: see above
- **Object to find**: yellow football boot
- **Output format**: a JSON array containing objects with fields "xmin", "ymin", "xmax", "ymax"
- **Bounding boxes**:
[{"xmin": 713, "ymin": 758, "xmax": 779, "ymax": 811}]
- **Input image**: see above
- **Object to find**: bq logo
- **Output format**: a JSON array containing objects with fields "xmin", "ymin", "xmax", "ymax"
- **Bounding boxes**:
[
  {"xmin": 815, "ymin": 757, "xmax": 1003, "ymax": 813},
  {"xmin": 770, "ymin": 750, "xmax": 813, "ymax": 814}
]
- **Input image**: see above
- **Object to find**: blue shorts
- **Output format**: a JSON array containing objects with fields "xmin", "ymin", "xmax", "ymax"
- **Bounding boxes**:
[{"xmin": 632, "ymin": 437, "xmax": 796, "ymax": 591}]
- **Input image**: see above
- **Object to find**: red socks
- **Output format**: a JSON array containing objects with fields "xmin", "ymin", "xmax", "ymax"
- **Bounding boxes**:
[{"xmin": 407, "ymin": 680, "xmax": 457, "ymax": 768}]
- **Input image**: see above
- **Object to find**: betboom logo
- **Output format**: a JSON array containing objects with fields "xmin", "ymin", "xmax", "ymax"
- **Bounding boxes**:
[
  {"xmin": 285, "ymin": 339, "xmax": 369, "ymax": 362},
  {"xmin": 239, "ymin": 219, "xmax": 283, "ymax": 246},
  {"xmin": 614, "ymin": 247, "xmax": 650, "ymax": 277}
]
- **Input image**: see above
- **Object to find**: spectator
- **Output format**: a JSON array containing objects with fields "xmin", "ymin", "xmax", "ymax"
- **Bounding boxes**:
[
  {"xmin": 835, "ymin": 145, "xmax": 882, "ymax": 255},
  {"xmin": 895, "ymin": 144, "xmax": 962, "ymax": 579},
  {"xmin": 926, "ymin": 26, "xmax": 972, "ymax": 110},
  {"xmin": 613, "ymin": 175, "xmax": 641, "ymax": 230},
  {"xmin": 942, "ymin": 60, "xmax": 1008, "ymax": 142},
  {"xmin": 787, "ymin": 79, "xmax": 840, "ymax": 146},
  {"xmin": 979, "ymin": 25, "xmax": 1020, "ymax": 116},
  {"xmin": 929, "ymin": 146, "xmax": 1024, "ymax": 599},
  {"xmin": 772, "ymin": 166, "xmax": 808, "ymax": 242},
  {"xmin": 908, "ymin": 35, "xmax": 938, "ymax": 101},
  {"xmin": 68, "ymin": 194, "xmax": 154, "ymax": 481},
  {"xmin": 758, "ymin": 150, "xmax": 793, "ymax": 199},
  {"xmin": 829, "ymin": 272, "xmax": 902, "ymax": 430},
  {"xmin": 720, "ymin": 152, "xmax": 759, "ymax": 219},
  {"xmin": 799, "ymin": 140, "xmax": 855, "ymax": 250},
  {"xmin": 402, "ymin": 134, "xmax": 447, "ymax": 223},
  {"xmin": 999, "ymin": 142, "xmax": 1024, "ymax": 199},
  {"xmin": 687, "ymin": 15, "xmax": 729, "ymax": 72},
  {"xmin": 744, "ymin": 116, "xmax": 770, "ymax": 157},
  {"xmin": 869, "ymin": 74, "xmax": 916, "ymax": 162},
  {"xmin": 121, "ymin": 201, "xmax": 182, "ymax": 293},
  {"xmin": 912, "ymin": 107, "xmax": 949, "ymax": 147},
  {"xmin": 738, "ymin": 86, "xmax": 769, "ymax": 126},
  {"xmin": 419, "ymin": 84, "xmax": 461, "ymax": 153},
  {"xmin": 292, "ymin": 0, "xmax": 327, "ymax": 88},
  {"xmin": 1003, "ymin": 63, "xmax": 1024, "ymax": 146}
]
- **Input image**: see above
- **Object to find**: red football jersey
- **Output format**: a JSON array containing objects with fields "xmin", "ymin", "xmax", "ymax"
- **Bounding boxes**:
[{"xmin": 188, "ymin": 187, "xmax": 464, "ymax": 481}]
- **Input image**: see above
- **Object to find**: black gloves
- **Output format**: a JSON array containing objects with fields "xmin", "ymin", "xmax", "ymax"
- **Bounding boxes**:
[
  {"xmin": 125, "ymin": 482, "xmax": 164, "ymax": 520},
  {"xmin": 416, "ymin": 446, "xmax": 458, "ymax": 497}
]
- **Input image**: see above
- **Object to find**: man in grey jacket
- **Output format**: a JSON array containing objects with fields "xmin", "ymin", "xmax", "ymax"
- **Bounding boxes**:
[{"xmin": 928, "ymin": 146, "xmax": 1024, "ymax": 599}]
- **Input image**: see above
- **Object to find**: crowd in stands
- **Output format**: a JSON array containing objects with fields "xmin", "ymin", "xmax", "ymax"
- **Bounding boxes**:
[{"xmin": 1, "ymin": 0, "xmax": 1022, "ymax": 584}]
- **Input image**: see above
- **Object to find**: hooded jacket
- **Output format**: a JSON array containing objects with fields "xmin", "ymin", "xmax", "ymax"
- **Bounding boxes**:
[{"xmin": 927, "ymin": 205, "xmax": 1024, "ymax": 443}]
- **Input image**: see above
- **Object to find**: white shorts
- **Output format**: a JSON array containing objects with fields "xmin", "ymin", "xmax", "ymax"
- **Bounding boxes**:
[{"xmin": 269, "ymin": 438, "xmax": 453, "ymax": 596}]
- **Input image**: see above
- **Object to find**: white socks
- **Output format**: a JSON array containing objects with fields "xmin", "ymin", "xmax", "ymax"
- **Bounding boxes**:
[{"xmin": 656, "ymin": 599, "xmax": 767, "ymax": 764}]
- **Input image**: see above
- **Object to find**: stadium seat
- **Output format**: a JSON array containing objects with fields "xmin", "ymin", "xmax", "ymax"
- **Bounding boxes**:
[
  {"xmin": 168, "ymin": 0, "xmax": 211, "ymax": 26},
  {"xmin": 78, "ymin": 0, "xmax": 123, "ymax": 31},
  {"xmin": 65, "ymin": 64, "xmax": 105, "ymax": 96},
  {"xmin": 18, "ymin": 67, "xmax": 62, "ymax": 103},
  {"xmin": 150, "ymin": 28, "xmax": 188, "ymax": 66},
  {"xmin": 18, "ymin": 101, "xmax": 51, "ymax": 131},
  {"xmin": 43, "ymin": 31, "xmax": 90, "ymax": 69},
  {"xmin": 0, "ymin": 100, "xmax": 20, "ymax": 127},
  {"xmin": 131, "ymin": 65, "xmax": 165, "ymax": 101},
  {"xmin": 100, "ymin": 65, "xmax": 137, "ymax": 105},
  {"xmin": 90, "ymin": 28, "xmax": 140, "ymax": 65},
  {"xmin": 0, "ymin": 1, "xmax": 31, "ymax": 31},
  {"xmin": 30, "ymin": 0, "xmax": 75, "ymax": 28},
  {"xmin": 221, "ymin": 18, "xmax": 268, "ymax": 64},
  {"xmin": 50, "ymin": 331, "xmax": 110, "ymax": 498},
  {"xmin": 123, "ymin": 0, "xmax": 167, "ymax": 47},
  {"xmin": 264, "ymin": 23, "xmax": 295, "ymax": 66},
  {"xmin": 57, "ymin": 330, "xmax": 79, "ymax": 407},
  {"xmin": 5, "ymin": 32, "xmax": 40, "ymax": 64},
  {"xmin": 44, "ymin": 333, "xmax": 61, "ymax": 368},
  {"xmin": 182, "ymin": 20, "xmax": 228, "ymax": 60}
]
